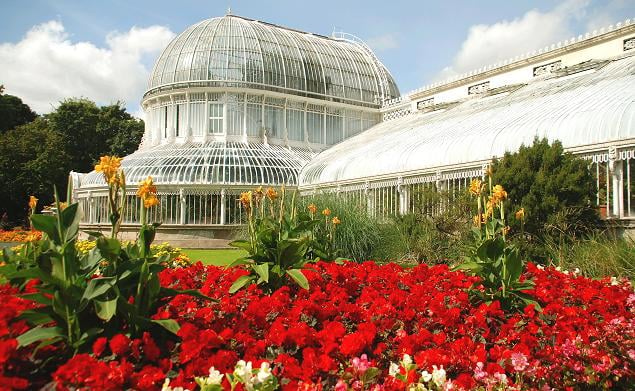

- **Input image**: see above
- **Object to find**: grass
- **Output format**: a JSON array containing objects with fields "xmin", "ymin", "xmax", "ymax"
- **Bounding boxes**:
[{"xmin": 182, "ymin": 248, "xmax": 246, "ymax": 266}]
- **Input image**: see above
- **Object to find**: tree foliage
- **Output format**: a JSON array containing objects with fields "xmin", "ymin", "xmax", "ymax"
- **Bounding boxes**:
[
  {"xmin": 0, "ymin": 90, "xmax": 37, "ymax": 133},
  {"xmin": 0, "ymin": 94, "xmax": 144, "ymax": 226},
  {"xmin": 491, "ymin": 137, "xmax": 598, "ymax": 236}
]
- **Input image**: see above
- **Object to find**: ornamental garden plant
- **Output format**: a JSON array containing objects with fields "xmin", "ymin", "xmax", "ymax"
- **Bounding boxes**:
[{"xmin": 0, "ymin": 156, "xmax": 633, "ymax": 390}]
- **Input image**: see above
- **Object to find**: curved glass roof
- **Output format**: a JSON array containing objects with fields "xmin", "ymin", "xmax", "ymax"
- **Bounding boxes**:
[
  {"xmin": 80, "ymin": 141, "xmax": 314, "ymax": 188},
  {"xmin": 147, "ymin": 15, "xmax": 399, "ymax": 106},
  {"xmin": 300, "ymin": 55, "xmax": 635, "ymax": 187}
]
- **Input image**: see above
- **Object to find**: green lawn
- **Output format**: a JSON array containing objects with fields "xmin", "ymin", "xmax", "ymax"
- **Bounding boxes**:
[{"xmin": 182, "ymin": 248, "xmax": 246, "ymax": 266}]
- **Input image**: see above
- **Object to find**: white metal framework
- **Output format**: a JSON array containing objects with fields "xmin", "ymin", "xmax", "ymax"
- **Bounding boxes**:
[{"xmin": 74, "ymin": 14, "xmax": 398, "ymax": 227}]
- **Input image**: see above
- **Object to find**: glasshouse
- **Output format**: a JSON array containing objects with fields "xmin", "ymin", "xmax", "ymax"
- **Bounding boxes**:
[
  {"xmin": 73, "ymin": 14, "xmax": 398, "ymax": 234},
  {"xmin": 73, "ymin": 15, "xmax": 635, "ymax": 237}
]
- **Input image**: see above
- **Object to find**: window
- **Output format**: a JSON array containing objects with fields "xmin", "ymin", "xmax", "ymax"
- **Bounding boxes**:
[
  {"xmin": 625, "ymin": 37, "xmax": 635, "ymax": 52},
  {"xmin": 286, "ymin": 109, "xmax": 304, "ymax": 141},
  {"xmin": 468, "ymin": 81, "xmax": 490, "ymax": 95},
  {"xmin": 417, "ymin": 98, "xmax": 434, "ymax": 110},
  {"xmin": 264, "ymin": 105, "xmax": 283, "ymax": 138},
  {"xmin": 208, "ymin": 103, "xmax": 223, "ymax": 134},
  {"xmin": 307, "ymin": 112, "xmax": 324, "ymax": 144},
  {"xmin": 533, "ymin": 60, "xmax": 562, "ymax": 77},
  {"xmin": 175, "ymin": 105, "xmax": 180, "ymax": 137},
  {"xmin": 163, "ymin": 106, "xmax": 168, "ymax": 138}
]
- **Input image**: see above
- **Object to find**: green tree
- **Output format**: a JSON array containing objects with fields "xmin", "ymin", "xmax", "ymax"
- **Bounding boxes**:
[
  {"xmin": 0, "ymin": 88, "xmax": 37, "ymax": 133},
  {"xmin": 97, "ymin": 103, "xmax": 144, "ymax": 156},
  {"xmin": 491, "ymin": 137, "xmax": 598, "ymax": 236},
  {"xmin": 0, "ymin": 119, "xmax": 70, "ymax": 224}
]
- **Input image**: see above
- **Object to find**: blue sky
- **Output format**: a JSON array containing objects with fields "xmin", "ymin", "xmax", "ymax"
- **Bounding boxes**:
[{"xmin": 1, "ymin": 0, "xmax": 633, "ymax": 114}]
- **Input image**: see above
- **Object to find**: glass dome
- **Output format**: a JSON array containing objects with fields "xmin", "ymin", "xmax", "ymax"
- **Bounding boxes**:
[
  {"xmin": 146, "ymin": 14, "xmax": 399, "ymax": 106},
  {"xmin": 80, "ymin": 141, "xmax": 313, "ymax": 188}
]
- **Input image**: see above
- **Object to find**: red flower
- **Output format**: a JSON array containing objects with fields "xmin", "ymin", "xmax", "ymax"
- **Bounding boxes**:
[
  {"xmin": 109, "ymin": 334, "xmax": 131, "ymax": 357},
  {"xmin": 92, "ymin": 337, "xmax": 107, "ymax": 357}
]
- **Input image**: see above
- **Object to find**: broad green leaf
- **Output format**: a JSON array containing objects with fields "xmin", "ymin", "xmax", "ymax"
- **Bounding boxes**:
[
  {"xmin": 82, "ymin": 277, "xmax": 114, "ymax": 302},
  {"xmin": 226, "ymin": 256, "xmax": 254, "ymax": 268},
  {"xmin": 286, "ymin": 269, "xmax": 309, "ymax": 290},
  {"xmin": 229, "ymin": 275, "xmax": 254, "ymax": 293},
  {"xmin": 152, "ymin": 319, "xmax": 180, "ymax": 334},
  {"xmin": 83, "ymin": 230, "xmax": 105, "ymax": 239},
  {"xmin": 95, "ymin": 298, "xmax": 118, "ymax": 321},
  {"xmin": 19, "ymin": 309, "xmax": 55, "ymax": 326},
  {"xmin": 228, "ymin": 240, "xmax": 252, "ymax": 252},
  {"xmin": 17, "ymin": 326, "xmax": 64, "ymax": 347},
  {"xmin": 60, "ymin": 203, "xmax": 80, "ymax": 239},
  {"xmin": 252, "ymin": 263, "xmax": 269, "ymax": 283},
  {"xmin": 96, "ymin": 237, "xmax": 121, "ymax": 261},
  {"xmin": 20, "ymin": 292, "xmax": 53, "ymax": 305},
  {"xmin": 31, "ymin": 215, "xmax": 59, "ymax": 242}
]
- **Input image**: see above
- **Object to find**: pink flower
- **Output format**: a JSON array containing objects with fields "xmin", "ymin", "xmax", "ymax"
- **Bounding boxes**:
[
  {"xmin": 351, "ymin": 354, "xmax": 370, "ymax": 374},
  {"xmin": 511, "ymin": 352, "xmax": 529, "ymax": 372},
  {"xmin": 335, "ymin": 379, "xmax": 347, "ymax": 391},
  {"xmin": 473, "ymin": 362, "xmax": 487, "ymax": 381}
]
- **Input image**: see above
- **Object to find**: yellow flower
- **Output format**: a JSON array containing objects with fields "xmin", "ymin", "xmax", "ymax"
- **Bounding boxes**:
[
  {"xmin": 472, "ymin": 214, "xmax": 486, "ymax": 226},
  {"xmin": 143, "ymin": 194, "xmax": 160, "ymax": 208},
  {"xmin": 332, "ymin": 216, "xmax": 341, "ymax": 225},
  {"xmin": 502, "ymin": 226, "xmax": 511, "ymax": 235},
  {"xmin": 28, "ymin": 195, "xmax": 38, "ymax": 210},
  {"xmin": 307, "ymin": 204, "xmax": 317, "ymax": 214},
  {"xmin": 95, "ymin": 155, "xmax": 122, "ymax": 184},
  {"xmin": 58, "ymin": 202, "xmax": 68, "ymax": 211},
  {"xmin": 253, "ymin": 186, "xmax": 264, "ymax": 200},
  {"xmin": 137, "ymin": 176, "xmax": 157, "ymax": 198},
  {"xmin": 515, "ymin": 208, "xmax": 525, "ymax": 220},
  {"xmin": 492, "ymin": 184, "xmax": 508, "ymax": 203},
  {"xmin": 265, "ymin": 187, "xmax": 278, "ymax": 201},
  {"xmin": 322, "ymin": 208, "xmax": 331, "ymax": 216},
  {"xmin": 469, "ymin": 179, "xmax": 483, "ymax": 196},
  {"xmin": 239, "ymin": 191, "xmax": 252, "ymax": 210}
]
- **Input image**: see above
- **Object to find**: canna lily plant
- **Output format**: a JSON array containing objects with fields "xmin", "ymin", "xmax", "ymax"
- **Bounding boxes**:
[
  {"xmin": 455, "ymin": 169, "xmax": 539, "ymax": 311},
  {"xmin": 228, "ymin": 186, "xmax": 332, "ymax": 293}
]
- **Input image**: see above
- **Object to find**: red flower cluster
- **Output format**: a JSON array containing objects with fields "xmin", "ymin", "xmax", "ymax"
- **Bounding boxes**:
[{"xmin": 0, "ymin": 261, "xmax": 633, "ymax": 390}]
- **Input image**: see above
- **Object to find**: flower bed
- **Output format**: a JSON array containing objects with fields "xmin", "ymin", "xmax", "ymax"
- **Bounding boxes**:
[
  {"xmin": 0, "ymin": 229, "xmax": 41, "ymax": 243},
  {"xmin": 0, "ymin": 261, "xmax": 633, "ymax": 390}
]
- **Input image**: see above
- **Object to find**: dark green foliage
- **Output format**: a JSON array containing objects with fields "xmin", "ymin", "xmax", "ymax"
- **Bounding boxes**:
[
  {"xmin": 0, "ymin": 119, "xmax": 70, "ymax": 224},
  {"xmin": 0, "ymin": 97, "xmax": 144, "ymax": 226},
  {"xmin": 0, "ymin": 92, "xmax": 37, "ymax": 133},
  {"xmin": 491, "ymin": 137, "xmax": 599, "ymax": 236}
]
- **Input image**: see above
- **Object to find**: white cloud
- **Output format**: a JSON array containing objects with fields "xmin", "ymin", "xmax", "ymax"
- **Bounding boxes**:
[
  {"xmin": 0, "ymin": 20, "xmax": 175, "ymax": 114},
  {"xmin": 366, "ymin": 33, "xmax": 399, "ymax": 52},
  {"xmin": 435, "ymin": 0, "xmax": 590, "ymax": 81}
]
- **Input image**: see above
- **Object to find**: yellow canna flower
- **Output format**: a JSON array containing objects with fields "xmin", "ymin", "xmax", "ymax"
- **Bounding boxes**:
[
  {"xmin": 472, "ymin": 214, "xmax": 486, "ymax": 226},
  {"xmin": 307, "ymin": 203, "xmax": 317, "ymax": 214},
  {"xmin": 239, "ymin": 191, "xmax": 252, "ymax": 210},
  {"xmin": 469, "ymin": 179, "xmax": 483, "ymax": 196},
  {"xmin": 253, "ymin": 186, "xmax": 264, "ymax": 200},
  {"xmin": 136, "ymin": 176, "xmax": 157, "ymax": 198},
  {"xmin": 332, "ymin": 216, "xmax": 341, "ymax": 225},
  {"xmin": 143, "ymin": 194, "xmax": 160, "ymax": 208},
  {"xmin": 322, "ymin": 208, "xmax": 331, "ymax": 216},
  {"xmin": 515, "ymin": 208, "xmax": 525, "ymax": 220},
  {"xmin": 28, "ymin": 195, "xmax": 38, "ymax": 210},
  {"xmin": 95, "ymin": 155, "xmax": 122, "ymax": 184},
  {"xmin": 265, "ymin": 187, "xmax": 278, "ymax": 201},
  {"xmin": 492, "ymin": 184, "xmax": 508, "ymax": 203},
  {"xmin": 502, "ymin": 226, "xmax": 511, "ymax": 235}
]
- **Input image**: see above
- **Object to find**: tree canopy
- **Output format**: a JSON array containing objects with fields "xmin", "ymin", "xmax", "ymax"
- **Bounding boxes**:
[
  {"xmin": 0, "ymin": 88, "xmax": 37, "ymax": 133},
  {"xmin": 0, "ymin": 95, "xmax": 144, "ymax": 226}
]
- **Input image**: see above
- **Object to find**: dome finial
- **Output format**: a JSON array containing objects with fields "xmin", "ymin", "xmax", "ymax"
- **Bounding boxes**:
[{"xmin": 226, "ymin": 5, "xmax": 232, "ymax": 15}]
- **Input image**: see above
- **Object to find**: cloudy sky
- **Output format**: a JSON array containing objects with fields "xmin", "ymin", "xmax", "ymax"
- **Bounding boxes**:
[{"xmin": 1, "ymin": 0, "xmax": 633, "ymax": 116}]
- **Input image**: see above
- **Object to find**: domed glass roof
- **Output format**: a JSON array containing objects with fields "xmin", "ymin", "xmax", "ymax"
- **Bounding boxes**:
[
  {"xmin": 80, "ymin": 141, "xmax": 314, "ymax": 188},
  {"xmin": 147, "ymin": 15, "xmax": 399, "ymax": 106}
]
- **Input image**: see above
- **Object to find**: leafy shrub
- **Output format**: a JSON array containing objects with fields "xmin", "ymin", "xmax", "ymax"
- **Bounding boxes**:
[
  {"xmin": 299, "ymin": 193, "xmax": 383, "ymax": 262},
  {"xmin": 491, "ymin": 137, "xmax": 599, "ymax": 236}
]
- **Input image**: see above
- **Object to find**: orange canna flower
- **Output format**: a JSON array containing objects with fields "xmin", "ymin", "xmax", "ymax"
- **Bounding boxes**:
[
  {"xmin": 28, "ymin": 195, "xmax": 38, "ymax": 210},
  {"xmin": 265, "ymin": 187, "xmax": 278, "ymax": 201},
  {"xmin": 469, "ymin": 179, "xmax": 483, "ymax": 196},
  {"xmin": 239, "ymin": 191, "xmax": 252, "ymax": 210},
  {"xmin": 143, "ymin": 194, "xmax": 160, "ymax": 208},
  {"xmin": 95, "ymin": 156, "xmax": 123, "ymax": 184},
  {"xmin": 137, "ymin": 176, "xmax": 159, "ymax": 208},
  {"xmin": 515, "ymin": 208, "xmax": 525, "ymax": 221},
  {"xmin": 322, "ymin": 208, "xmax": 331, "ymax": 216},
  {"xmin": 332, "ymin": 216, "xmax": 341, "ymax": 225},
  {"xmin": 492, "ymin": 185, "xmax": 508, "ymax": 203},
  {"xmin": 307, "ymin": 203, "xmax": 317, "ymax": 214}
]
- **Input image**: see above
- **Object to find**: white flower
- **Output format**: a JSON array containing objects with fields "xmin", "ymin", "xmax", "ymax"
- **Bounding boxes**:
[
  {"xmin": 431, "ymin": 365, "xmax": 446, "ymax": 387},
  {"xmin": 421, "ymin": 370, "xmax": 432, "ymax": 382},
  {"xmin": 402, "ymin": 353, "xmax": 413, "ymax": 366},
  {"xmin": 234, "ymin": 360, "xmax": 253, "ymax": 379},
  {"xmin": 494, "ymin": 372, "xmax": 508, "ymax": 384},
  {"xmin": 537, "ymin": 264, "xmax": 545, "ymax": 270},
  {"xmin": 573, "ymin": 268, "xmax": 581, "ymax": 275},
  {"xmin": 611, "ymin": 276, "xmax": 619, "ymax": 286},
  {"xmin": 208, "ymin": 367, "xmax": 224, "ymax": 385},
  {"xmin": 162, "ymin": 378, "xmax": 190, "ymax": 391},
  {"xmin": 256, "ymin": 362, "xmax": 272, "ymax": 383},
  {"xmin": 555, "ymin": 266, "xmax": 562, "ymax": 272},
  {"xmin": 389, "ymin": 362, "xmax": 400, "ymax": 377}
]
